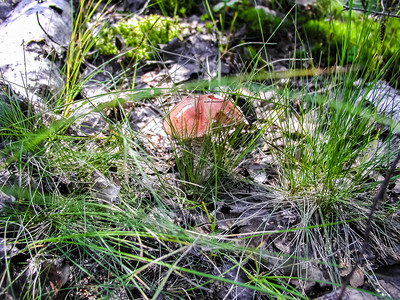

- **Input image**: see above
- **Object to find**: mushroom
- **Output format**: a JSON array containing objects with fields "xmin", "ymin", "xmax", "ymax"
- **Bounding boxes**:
[{"xmin": 163, "ymin": 94, "xmax": 246, "ymax": 139}]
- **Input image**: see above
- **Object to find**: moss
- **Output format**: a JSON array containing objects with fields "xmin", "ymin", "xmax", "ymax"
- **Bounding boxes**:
[
  {"xmin": 94, "ymin": 15, "xmax": 181, "ymax": 61},
  {"xmin": 238, "ymin": 6, "xmax": 283, "ymax": 38},
  {"xmin": 303, "ymin": 14, "xmax": 400, "ymax": 68}
]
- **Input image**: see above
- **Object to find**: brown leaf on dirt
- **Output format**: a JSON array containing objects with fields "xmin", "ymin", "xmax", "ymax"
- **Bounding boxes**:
[
  {"xmin": 341, "ymin": 265, "xmax": 365, "ymax": 288},
  {"xmin": 349, "ymin": 267, "xmax": 365, "ymax": 288}
]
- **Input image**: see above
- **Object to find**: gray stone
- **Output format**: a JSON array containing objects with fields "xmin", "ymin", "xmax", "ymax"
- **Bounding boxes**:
[
  {"xmin": 357, "ymin": 81, "xmax": 400, "ymax": 130},
  {"xmin": 0, "ymin": 238, "xmax": 19, "ymax": 259},
  {"xmin": 91, "ymin": 169, "xmax": 120, "ymax": 203},
  {"xmin": 315, "ymin": 289, "xmax": 378, "ymax": 300},
  {"xmin": 160, "ymin": 33, "xmax": 230, "ymax": 80},
  {"xmin": 212, "ymin": 261, "xmax": 254, "ymax": 300},
  {"xmin": 0, "ymin": 3, "xmax": 13, "ymax": 23},
  {"xmin": 77, "ymin": 113, "xmax": 107, "ymax": 135},
  {"xmin": 0, "ymin": 190, "xmax": 15, "ymax": 212},
  {"xmin": 0, "ymin": 0, "xmax": 71, "ymax": 114},
  {"xmin": 67, "ymin": 81, "xmax": 115, "ymax": 136}
]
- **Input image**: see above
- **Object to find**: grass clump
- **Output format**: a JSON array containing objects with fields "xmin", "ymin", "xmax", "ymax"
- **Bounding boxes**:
[
  {"xmin": 232, "ymin": 3, "xmax": 400, "ymax": 293},
  {"xmin": 168, "ymin": 122, "xmax": 253, "ymax": 199},
  {"xmin": 268, "ymin": 74, "xmax": 397, "ymax": 213},
  {"xmin": 62, "ymin": 0, "xmax": 108, "ymax": 117},
  {"xmin": 164, "ymin": 92, "xmax": 267, "ymax": 201},
  {"xmin": 268, "ymin": 1, "xmax": 400, "ymax": 213}
]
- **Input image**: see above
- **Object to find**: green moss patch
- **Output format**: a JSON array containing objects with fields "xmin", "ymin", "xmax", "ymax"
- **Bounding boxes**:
[
  {"xmin": 94, "ymin": 15, "xmax": 181, "ymax": 61},
  {"xmin": 303, "ymin": 13, "xmax": 400, "ymax": 67}
]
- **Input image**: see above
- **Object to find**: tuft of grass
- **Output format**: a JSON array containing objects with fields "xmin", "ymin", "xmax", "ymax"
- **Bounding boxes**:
[
  {"xmin": 62, "ymin": 0, "xmax": 110, "ymax": 117},
  {"xmin": 163, "ymin": 92, "xmax": 269, "ymax": 202},
  {"xmin": 270, "ymin": 83, "xmax": 395, "ymax": 213},
  {"xmin": 262, "ymin": 0, "xmax": 400, "ymax": 214},
  {"xmin": 243, "ymin": 2, "xmax": 400, "ymax": 294}
]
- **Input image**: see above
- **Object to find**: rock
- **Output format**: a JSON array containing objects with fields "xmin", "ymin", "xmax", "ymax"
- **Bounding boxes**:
[
  {"xmin": 392, "ymin": 180, "xmax": 400, "ymax": 194},
  {"xmin": 357, "ymin": 81, "xmax": 400, "ymax": 129},
  {"xmin": 0, "ymin": 165, "xmax": 11, "ymax": 186},
  {"xmin": 77, "ymin": 113, "xmax": 108, "ymax": 135},
  {"xmin": 374, "ymin": 264, "xmax": 400, "ymax": 299},
  {"xmin": 212, "ymin": 261, "xmax": 253, "ymax": 300},
  {"xmin": 0, "ymin": 190, "xmax": 15, "ymax": 212},
  {"xmin": 91, "ymin": 169, "xmax": 120, "ymax": 203},
  {"xmin": 317, "ymin": 264, "xmax": 400, "ymax": 300},
  {"xmin": 67, "ymin": 81, "xmax": 114, "ymax": 136},
  {"xmin": 160, "ymin": 34, "xmax": 230, "ymax": 80},
  {"xmin": 0, "ymin": 0, "xmax": 71, "ymax": 114},
  {"xmin": 141, "ymin": 63, "xmax": 201, "ymax": 87},
  {"xmin": 128, "ymin": 102, "xmax": 170, "ymax": 152},
  {"xmin": 0, "ymin": 237, "xmax": 19, "ymax": 260},
  {"xmin": 0, "ymin": 1, "xmax": 14, "ymax": 23},
  {"xmin": 291, "ymin": 261, "xmax": 330, "ymax": 294},
  {"xmin": 248, "ymin": 163, "xmax": 267, "ymax": 184},
  {"xmin": 315, "ymin": 289, "xmax": 378, "ymax": 300}
]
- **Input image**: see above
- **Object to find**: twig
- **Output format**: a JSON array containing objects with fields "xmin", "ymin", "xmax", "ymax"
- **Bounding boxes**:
[
  {"xmin": 343, "ymin": 5, "xmax": 400, "ymax": 19},
  {"xmin": 337, "ymin": 147, "xmax": 400, "ymax": 299},
  {"xmin": 36, "ymin": 12, "xmax": 66, "ymax": 49}
]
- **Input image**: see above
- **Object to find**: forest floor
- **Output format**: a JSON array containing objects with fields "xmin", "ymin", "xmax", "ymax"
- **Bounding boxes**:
[{"xmin": 0, "ymin": 0, "xmax": 400, "ymax": 299}]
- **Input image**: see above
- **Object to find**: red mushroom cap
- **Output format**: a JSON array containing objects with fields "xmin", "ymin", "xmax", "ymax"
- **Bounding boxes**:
[
  {"xmin": 202, "ymin": 94, "xmax": 244, "ymax": 125},
  {"xmin": 164, "ymin": 94, "xmax": 245, "ymax": 139}
]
